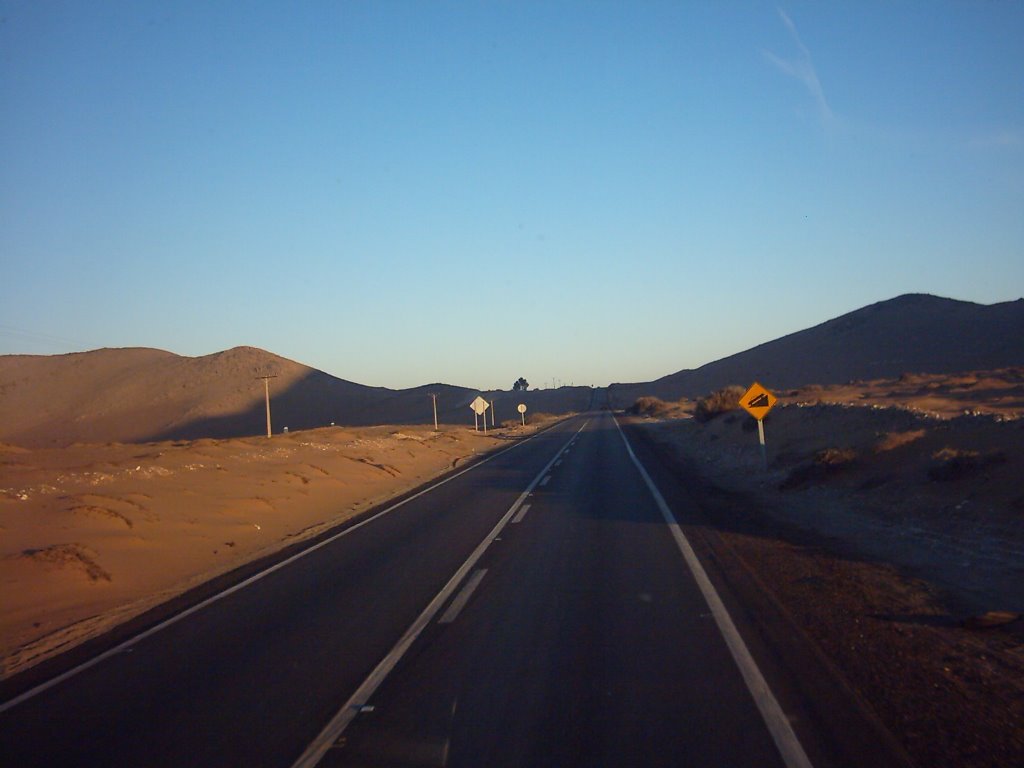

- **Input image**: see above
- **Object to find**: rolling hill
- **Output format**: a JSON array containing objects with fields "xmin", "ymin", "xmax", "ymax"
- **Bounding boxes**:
[
  {"xmin": 4, "ymin": 294, "xmax": 1021, "ymax": 446},
  {"xmin": 0, "ymin": 346, "xmax": 594, "ymax": 447},
  {"xmin": 0, "ymin": 346, "xmax": 465, "ymax": 447},
  {"xmin": 609, "ymin": 294, "xmax": 1024, "ymax": 406}
]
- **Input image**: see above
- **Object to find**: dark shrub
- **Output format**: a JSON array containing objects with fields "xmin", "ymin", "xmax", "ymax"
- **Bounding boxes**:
[
  {"xmin": 627, "ymin": 396, "xmax": 674, "ymax": 418},
  {"xmin": 779, "ymin": 448, "xmax": 857, "ymax": 490},
  {"xmin": 928, "ymin": 449, "xmax": 1006, "ymax": 482},
  {"xmin": 693, "ymin": 386, "xmax": 746, "ymax": 423}
]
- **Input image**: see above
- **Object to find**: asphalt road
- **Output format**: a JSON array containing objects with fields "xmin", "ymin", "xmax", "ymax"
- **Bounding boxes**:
[
  {"xmin": 0, "ymin": 410, "xmax": 899, "ymax": 767},
  {"xmin": 315, "ymin": 412, "xmax": 789, "ymax": 768}
]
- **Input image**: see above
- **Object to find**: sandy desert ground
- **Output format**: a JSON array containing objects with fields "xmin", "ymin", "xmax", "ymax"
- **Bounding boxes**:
[
  {"xmin": 635, "ymin": 368, "xmax": 1024, "ymax": 609},
  {"xmin": 0, "ymin": 420, "xmax": 555, "ymax": 679},
  {"xmin": 626, "ymin": 367, "xmax": 1024, "ymax": 767},
  {"xmin": 3, "ymin": 361, "xmax": 1022, "ymax": 764}
]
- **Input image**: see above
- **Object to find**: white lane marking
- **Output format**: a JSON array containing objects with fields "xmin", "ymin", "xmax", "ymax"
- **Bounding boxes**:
[
  {"xmin": 0, "ymin": 420, "xmax": 570, "ymax": 715},
  {"xmin": 438, "ymin": 569, "xmax": 487, "ymax": 624},
  {"xmin": 291, "ymin": 419, "xmax": 589, "ymax": 768},
  {"xmin": 555, "ymin": 459, "xmax": 562, "ymax": 467},
  {"xmin": 511, "ymin": 503, "xmax": 531, "ymax": 524},
  {"xmin": 539, "ymin": 475, "xmax": 552, "ymax": 486},
  {"xmin": 612, "ymin": 415, "xmax": 814, "ymax": 768}
]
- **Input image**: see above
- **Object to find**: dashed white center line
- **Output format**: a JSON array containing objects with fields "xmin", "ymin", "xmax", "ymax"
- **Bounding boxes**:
[
  {"xmin": 511, "ymin": 503, "xmax": 531, "ymax": 524},
  {"xmin": 439, "ymin": 569, "xmax": 487, "ymax": 624},
  {"xmin": 291, "ymin": 419, "xmax": 589, "ymax": 768},
  {"xmin": 540, "ymin": 475, "xmax": 552, "ymax": 486},
  {"xmin": 1, "ymin": 417, "xmax": 567, "ymax": 719}
]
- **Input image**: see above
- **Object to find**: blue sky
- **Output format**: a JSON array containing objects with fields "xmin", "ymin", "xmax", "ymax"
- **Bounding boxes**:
[{"xmin": 2, "ymin": 1, "xmax": 1022, "ymax": 390}]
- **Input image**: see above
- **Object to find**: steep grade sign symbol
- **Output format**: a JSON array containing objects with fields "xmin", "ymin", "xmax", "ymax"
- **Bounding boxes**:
[
  {"xmin": 747, "ymin": 393, "xmax": 771, "ymax": 409},
  {"xmin": 739, "ymin": 382, "xmax": 777, "ymax": 421}
]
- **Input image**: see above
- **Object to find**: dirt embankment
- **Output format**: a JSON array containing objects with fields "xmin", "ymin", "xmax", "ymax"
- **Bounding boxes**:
[
  {"xmin": 626, "ymin": 373, "xmax": 1024, "ymax": 767},
  {"xmin": 0, "ymin": 420, "xmax": 558, "ymax": 680}
]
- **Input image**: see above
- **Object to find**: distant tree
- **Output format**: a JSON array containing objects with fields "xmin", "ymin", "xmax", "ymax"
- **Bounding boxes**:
[{"xmin": 513, "ymin": 377, "xmax": 530, "ymax": 392}]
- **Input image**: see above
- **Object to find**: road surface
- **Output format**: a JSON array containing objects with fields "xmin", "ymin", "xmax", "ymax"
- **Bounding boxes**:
[{"xmin": 0, "ymin": 411, "xmax": 899, "ymax": 767}]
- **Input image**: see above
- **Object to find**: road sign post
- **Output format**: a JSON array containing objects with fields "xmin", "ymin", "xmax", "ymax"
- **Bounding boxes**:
[
  {"xmin": 517, "ymin": 403, "xmax": 527, "ymax": 426},
  {"xmin": 470, "ymin": 396, "xmax": 490, "ymax": 433},
  {"xmin": 739, "ymin": 382, "xmax": 778, "ymax": 471}
]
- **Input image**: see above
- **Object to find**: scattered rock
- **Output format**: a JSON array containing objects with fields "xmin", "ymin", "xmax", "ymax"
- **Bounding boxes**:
[
  {"xmin": 20, "ymin": 544, "xmax": 112, "ymax": 582},
  {"xmin": 961, "ymin": 611, "xmax": 1021, "ymax": 630}
]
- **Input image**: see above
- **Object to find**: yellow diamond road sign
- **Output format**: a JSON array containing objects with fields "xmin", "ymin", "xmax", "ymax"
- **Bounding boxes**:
[{"xmin": 740, "ymin": 382, "xmax": 777, "ymax": 421}]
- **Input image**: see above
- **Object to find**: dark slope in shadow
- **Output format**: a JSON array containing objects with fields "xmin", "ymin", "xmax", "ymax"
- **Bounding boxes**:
[
  {"xmin": 142, "ymin": 373, "xmax": 477, "ymax": 442},
  {"xmin": 610, "ymin": 294, "xmax": 1024, "ymax": 405},
  {"xmin": 141, "ymin": 377, "xmax": 598, "ymax": 443}
]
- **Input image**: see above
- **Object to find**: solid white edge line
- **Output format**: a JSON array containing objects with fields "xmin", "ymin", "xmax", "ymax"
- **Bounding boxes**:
[
  {"xmin": 612, "ymin": 414, "xmax": 814, "ymax": 768},
  {"xmin": 290, "ymin": 419, "xmax": 590, "ymax": 768},
  {"xmin": 0, "ymin": 420, "xmax": 566, "ymax": 715},
  {"xmin": 438, "ymin": 569, "xmax": 488, "ymax": 624}
]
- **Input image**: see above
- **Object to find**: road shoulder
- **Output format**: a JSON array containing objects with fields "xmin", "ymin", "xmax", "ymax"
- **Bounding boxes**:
[{"xmin": 623, "ymin": 415, "xmax": 1024, "ymax": 768}]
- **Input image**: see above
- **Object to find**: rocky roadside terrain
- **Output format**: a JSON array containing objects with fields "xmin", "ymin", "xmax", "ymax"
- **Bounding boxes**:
[{"xmin": 623, "ymin": 373, "xmax": 1024, "ymax": 767}]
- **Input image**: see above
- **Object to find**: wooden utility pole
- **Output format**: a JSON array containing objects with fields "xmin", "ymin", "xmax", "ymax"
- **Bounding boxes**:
[{"xmin": 257, "ymin": 374, "xmax": 278, "ymax": 437}]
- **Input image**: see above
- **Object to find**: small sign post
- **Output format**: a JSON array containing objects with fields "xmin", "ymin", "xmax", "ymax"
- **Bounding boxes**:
[
  {"xmin": 517, "ymin": 403, "xmax": 527, "ymax": 426},
  {"xmin": 470, "ymin": 396, "xmax": 490, "ymax": 433},
  {"xmin": 739, "ymin": 382, "xmax": 778, "ymax": 470}
]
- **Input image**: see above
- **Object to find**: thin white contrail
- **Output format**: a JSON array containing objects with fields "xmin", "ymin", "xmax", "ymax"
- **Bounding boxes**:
[{"xmin": 763, "ymin": 8, "xmax": 834, "ymax": 126}]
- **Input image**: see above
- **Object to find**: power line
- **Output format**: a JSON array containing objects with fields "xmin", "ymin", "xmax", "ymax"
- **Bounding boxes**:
[{"xmin": 0, "ymin": 324, "xmax": 95, "ymax": 353}]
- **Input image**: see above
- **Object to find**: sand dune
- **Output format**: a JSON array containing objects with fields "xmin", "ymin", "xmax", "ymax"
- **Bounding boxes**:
[
  {"xmin": 0, "ymin": 346, "xmax": 390, "ymax": 447},
  {"xmin": 0, "ymin": 346, "xmax": 593, "ymax": 448},
  {"xmin": 2, "ymin": 293, "xmax": 1020, "ymax": 448}
]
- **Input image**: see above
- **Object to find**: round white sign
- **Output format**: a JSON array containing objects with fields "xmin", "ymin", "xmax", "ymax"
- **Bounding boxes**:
[{"xmin": 517, "ymin": 403, "xmax": 527, "ymax": 414}]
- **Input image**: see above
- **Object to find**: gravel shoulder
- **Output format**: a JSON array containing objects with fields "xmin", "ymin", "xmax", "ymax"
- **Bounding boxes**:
[{"xmin": 624, "ymin": 403, "xmax": 1024, "ymax": 768}]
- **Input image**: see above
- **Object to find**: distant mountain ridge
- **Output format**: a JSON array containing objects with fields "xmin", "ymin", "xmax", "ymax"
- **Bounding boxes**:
[
  {"xmin": 0, "ymin": 346, "xmax": 594, "ymax": 447},
  {"xmin": 4, "ymin": 294, "xmax": 1021, "ymax": 446},
  {"xmin": 610, "ymin": 294, "xmax": 1024, "ymax": 405},
  {"xmin": 0, "ymin": 346, "xmax": 473, "ymax": 447}
]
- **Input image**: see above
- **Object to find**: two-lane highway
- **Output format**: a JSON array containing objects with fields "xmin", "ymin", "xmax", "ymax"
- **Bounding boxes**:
[
  {"xmin": 312, "ymin": 412, "xmax": 794, "ymax": 767},
  {"xmin": 1, "ymin": 411, "xmax": 899, "ymax": 767},
  {"xmin": 0, "ymin": 419, "xmax": 583, "ymax": 766}
]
